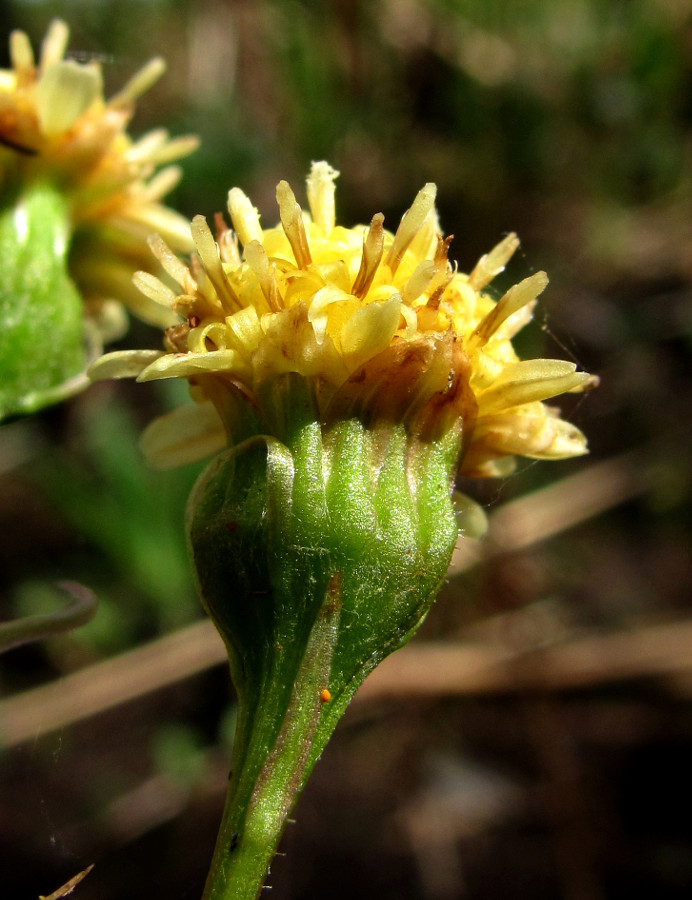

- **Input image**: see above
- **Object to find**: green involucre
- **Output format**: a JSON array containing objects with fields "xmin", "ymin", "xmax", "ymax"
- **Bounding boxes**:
[{"xmin": 186, "ymin": 374, "xmax": 463, "ymax": 898}]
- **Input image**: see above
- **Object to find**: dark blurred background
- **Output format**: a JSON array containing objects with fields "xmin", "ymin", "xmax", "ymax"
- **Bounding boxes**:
[{"xmin": 1, "ymin": 1, "xmax": 692, "ymax": 898}]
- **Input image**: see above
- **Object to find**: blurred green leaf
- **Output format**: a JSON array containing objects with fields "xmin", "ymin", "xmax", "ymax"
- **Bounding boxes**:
[
  {"xmin": 151, "ymin": 723, "xmax": 206, "ymax": 789},
  {"xmin": 29, "ymin": 389, "xmax": 205, "ymax": 640}
]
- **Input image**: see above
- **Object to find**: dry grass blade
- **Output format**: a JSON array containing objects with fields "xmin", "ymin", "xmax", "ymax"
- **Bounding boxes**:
[
  {"xmin": 355, "ymin": 618, "xmax": 692, "ymax": 702},
  {"xmin": 0, "ymin": 619, "xmax": 226, "ymax": 748},
  {"xmin": 449, "ymin": 449, "xmax": 648, "ymax": 575},
  {"xmin": 39, "ymin": 864, "xmax": 94, "ymax": 899}
]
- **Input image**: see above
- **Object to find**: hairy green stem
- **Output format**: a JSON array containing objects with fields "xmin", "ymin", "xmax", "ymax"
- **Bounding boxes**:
[{"xmin": 202, "ymin": 575, "xmax": 342, "ymax": 900}]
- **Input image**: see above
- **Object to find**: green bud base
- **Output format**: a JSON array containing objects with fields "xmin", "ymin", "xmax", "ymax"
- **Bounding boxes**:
[{"xmin": 187, "ymin": 375, "xmax": 462, "ymax": 899}]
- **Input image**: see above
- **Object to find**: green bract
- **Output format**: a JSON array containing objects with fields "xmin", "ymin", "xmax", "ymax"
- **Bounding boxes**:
[{"xmin": 186, "ymin": 375, "xmax": 462, "ymax": 898}]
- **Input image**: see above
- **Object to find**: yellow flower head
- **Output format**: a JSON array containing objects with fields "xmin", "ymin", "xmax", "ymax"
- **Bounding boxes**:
[
  {"xmin": 0, "ymin": 19, "xmax": 198, "ymax": 335},
  {"xmin": 91, "ymin": 161, "xmax": 595, "ymax": 476}
]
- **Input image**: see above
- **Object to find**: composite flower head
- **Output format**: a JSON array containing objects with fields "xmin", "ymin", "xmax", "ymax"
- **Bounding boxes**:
[
  {"xmin": 0, "ymin": 20, "xmax": 198, "ymax": 419},
  {"xmin": 91, "ymin": 161, "xmax": 594, "ymax": 478},
  {"xmin": 0, "ymin": 19, "xmax": 198, "ymax": 333},
  {"xmin": 88, "ymin": 163, "xmax": 597, "ymax": 897}
]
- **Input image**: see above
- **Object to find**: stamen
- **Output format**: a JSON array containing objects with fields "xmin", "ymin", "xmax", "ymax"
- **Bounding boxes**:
[
  {"xmin": 244, "ymin": 240, "xmax": 282, "ymax": 312},
  {"xmin": 306, "ymin": 161, "xmax": 339, "ymax": 235},
  {"xmin": 422, "ymin": 236, "xmax": 455, "ymax": 309},
  {"xmin": 426, "ymin": 265, "xmax": 456, "ymax": 310},
  {"xmin": 191, "ymin": 215, "xmax": 242, "ymax": 313},
  {"xmin": 109, "ymin": 57, "xmax": 166, "ymax": 107},
  {"xmin": 435, "ymin": 234, "xmax": 454, "ymax": 269},
  {"xmin": 214, "ymin": 213, "xmax": 242, "ymax": 266},
  {"xmin": 276, "ymin": 180, "xmax": 312, "ymax": 269},
  {"xmin": 468, "ymin": 232, "xmax": 519, "ymax": 291},
  {"xmin": 352, "ymin": 213, "xmax": 384, "ymax": 299},
  {"xmin": 227, "ymin": 188, "xmax": 263, "ymax": 247},
  {"xmin": 470, "ymin": 271, "xmax": 548, "ymax": 347},
  {"xmin": 385, "ymin": 183, "xmax": 436, "ymax": 276}
]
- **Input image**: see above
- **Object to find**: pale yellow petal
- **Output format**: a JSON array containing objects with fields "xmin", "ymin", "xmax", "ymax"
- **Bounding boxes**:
[
  {"xmin": 243, "ymin": 241, "xmax": 281, "ymax": 312},
  {"xmin": 132, "ymin": 271, "xmax": 178, "ymax": 308},
  {"xmin": 306, "ymin": 161, "xmax": 339, "ymax": 235},
  {"xmin": 138, "ymin": 350, "xmax": 240, "ymax": 381},
  {"xmin": 9, "ymin": 30, "xmax": 34, "ymax": 73},
  {"xmin": 140, "ymin": 401, "xmax": 226, "ymax": 468},
  {"xmin": 145, "ymin": 134, "xmax": 200, "ymax": 166},
  {"xmin": 147, "ymin": 233, "xmax": 193, "ymax": 289},
  {"xmin": 276, "ymin": 180, "xmax": 312, "ymax": 268},
  {"xmin": 191, "ymin": 215, "xmax": 241, "ymax": 313},
  {"xmin": 402, "ymin": 260, "xmax": 437, "ymax": 304},
  {"xmin": 477, "ymin": 360, "xmax": 591, "ymax": 413},
  {"xmin": 108, "ymin": 57, "xmax": 166, "ymax": 107},
  {"xmin": 141, "ymin": 166, "xmax": 182, "ymax": 202},
  {"xmin": 473, "ymin": 405, "xmax": 588, "ymax": 460},
  {"xmin": 470, "ymin": 271, "xmax": 548, "ymax": 347},
  {"xmin": 126, "ymin": 129, "xmax": 170, "ymax": 163},
  {"xmin": 341, "ymin": 295, "xmax": 402, "ymax": 365},
  {"xmin": 386, "ymin": 183, "xmax": 437, "ymax": 275},
  {"xmin": 88, "ymin": 350, "xmax": 165, "ymax": 381},
  {"xmin": 308, "ymin": 286, "xmax": 354, "ymax": 345},
  {"xmin": 35, "ymin": 61, "xmax": 102, "ymax": 135},
  {"xmin": 227, "ymin": 188, "xmax": 263, "ymax": 247},
  {"xmin": 468, "ymin": 232, "xmax": 519, "ymax": 291},
  {"xmin": 225, "ymin": 305, "xmax": 264, "ymax": 353},
  {"xmin": 40, "ymin": 19, "xmax": 69, "ymax": 70}
]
